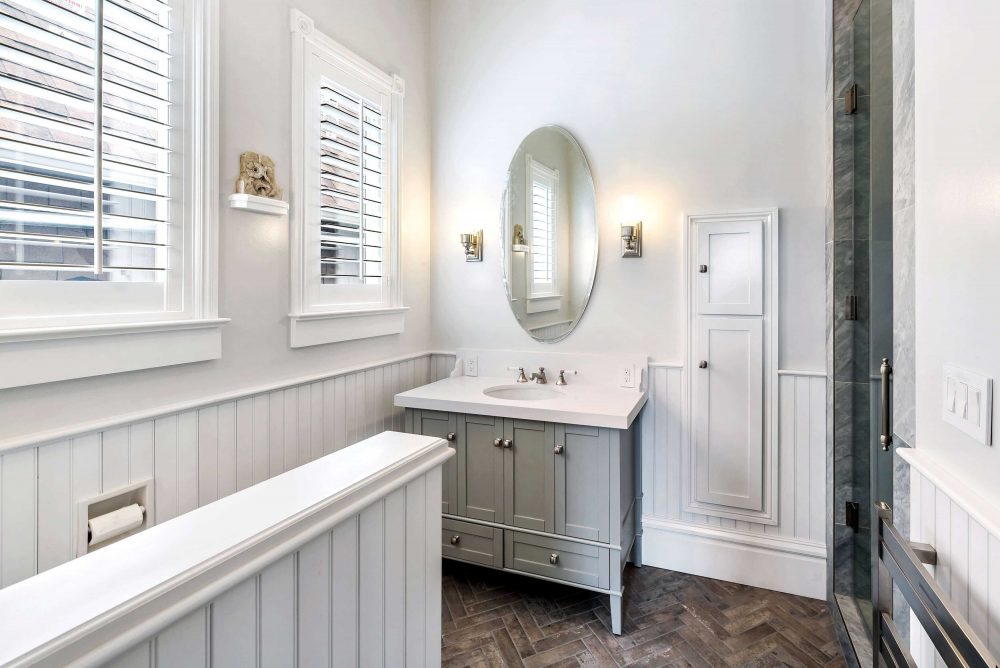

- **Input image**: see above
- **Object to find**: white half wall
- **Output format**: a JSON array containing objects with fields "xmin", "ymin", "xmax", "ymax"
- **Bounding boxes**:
[{"xmin": 427, "ymin": 0, "xmax": 827, "ymax": 373}]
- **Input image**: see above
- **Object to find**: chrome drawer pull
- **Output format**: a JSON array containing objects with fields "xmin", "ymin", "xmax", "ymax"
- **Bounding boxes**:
[
  {"xmin": 502, "ymin": 439, "xmax": 513, "ymax": 449},
  {"xmin": 450, "ymin": 535, "xmax": 461, "ymax": 545},
  {"xmin": 446, "ymin": 432, "xmax": 456, "ymax": 442},
  {"xmin": 493, "ymin": 438, "xmax": 503, "ymax": 448},
  {"xmin": 549, "ymin": 553, "xmax": 559, "ymax": 565},
  {"xmin": 554, "ymin": 444, "xmax": 565, "ymax": 455}
]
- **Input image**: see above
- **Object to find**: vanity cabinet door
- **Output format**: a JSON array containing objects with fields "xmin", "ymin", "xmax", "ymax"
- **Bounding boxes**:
[
  {"xmin": 410, "ymin": 409, "xmax": 458, "ymax": 514},
  {"xmin": 458, "ymin": 414, "xmax": 504, "ymax": 522},
  {"xmin": 502, "ymin": 418, "xmax": 555, "ymax": 533},
  {"xmin": 554, "ymin": 424, "xmax": 611, "ymax": 543}
]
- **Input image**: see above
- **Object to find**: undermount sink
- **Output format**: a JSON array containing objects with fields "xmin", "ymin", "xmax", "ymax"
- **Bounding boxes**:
[{"xmin": 482, "ymin": 384, "xmax": 565, "ymax": 401}]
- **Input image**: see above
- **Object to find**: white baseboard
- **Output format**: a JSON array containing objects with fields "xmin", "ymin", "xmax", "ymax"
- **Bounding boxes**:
[{"xmin": 641, "ymin": 517, "xmax": 826, "ymax": 600}]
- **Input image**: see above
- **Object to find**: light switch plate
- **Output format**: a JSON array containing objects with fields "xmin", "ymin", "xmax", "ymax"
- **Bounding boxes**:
[{"xmin": 942, "ymin": 365, "xmax": 992, "ymax": 446}]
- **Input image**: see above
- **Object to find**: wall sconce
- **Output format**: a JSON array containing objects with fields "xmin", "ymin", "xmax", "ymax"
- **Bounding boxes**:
[
  {"xmin": 620, "ymin": 196, "xmax": 642, "ymax": 258},
  {"xmin": 460, "ymin": 230, "xmax": 483, "ymax": 262}
]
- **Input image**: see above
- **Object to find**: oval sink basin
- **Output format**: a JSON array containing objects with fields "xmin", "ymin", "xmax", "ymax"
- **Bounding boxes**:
[{"xmin": 482, "ymin": 385, "xmax": 565, "ymax": 401}]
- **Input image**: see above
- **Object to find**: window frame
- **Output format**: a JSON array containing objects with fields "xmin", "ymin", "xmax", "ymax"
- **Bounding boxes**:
[
  {"xmin": 525, "ymin": 154, "xmax": 559, "ymax": 300},
  {"xmin": 289, "ymin": 9, "xmax": 406, "ymax": 348},
  {"xmin": 0, "ymin": 0, "xmax": 225, "ymax": 389}
]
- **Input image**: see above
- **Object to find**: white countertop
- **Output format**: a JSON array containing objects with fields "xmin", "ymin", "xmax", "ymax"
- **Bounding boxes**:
[
  {"xmin": 394, "ymin": 375, "xmax": 647, "ymax": 429},
  {"xmin": 0, "ymin": 431, "xmax": 450, "ymax": 666}
]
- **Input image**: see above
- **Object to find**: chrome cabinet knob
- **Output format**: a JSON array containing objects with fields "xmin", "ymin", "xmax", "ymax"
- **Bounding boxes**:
[
  {"xmin": 446, "ymin": 432, "xmax": 456, "ymax": 442},
  {"xmin": 698, "ymin": 360, "xmax": 708, "ymax": 369},
  {"xmin": 493, "ymin": 437, "xmax": 503, "ymax": 448},
  {"xmin": 699, "ymin": 264, "xmax": 708, "ymax": 273},
  {"xmin": 554, "ymin": 444, "xmax": 565, "ymax": 455},
  {"xmin": 502, "ymin": 439, "xmax": 513, "ymax": 449},
  {"xmin": 549, "ymin": 553, "xmax": 559, "ymax": 565},
  {"xmin": 450, "ymin": 535, "xmax": 460, "ymax": 545}
]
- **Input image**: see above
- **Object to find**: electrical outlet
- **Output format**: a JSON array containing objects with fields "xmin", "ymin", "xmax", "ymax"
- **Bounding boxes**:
[
  {"xmin": 463, "ymin": 356, "xmax": 478, "ymax": 377},
  {"xmin": 621, "ymin": 365, "xmax": 635, "ymax": 388}
]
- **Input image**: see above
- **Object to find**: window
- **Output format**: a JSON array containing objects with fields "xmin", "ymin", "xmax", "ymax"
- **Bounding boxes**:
[
  {"xmin": 289, "ymin": 10, "xmax": 405, "ymax": 348},
  {"xmin": 526, "ymin": 155, "xmax": 558, "ymax": 298},
  {"xmin": 0, "ymin": 0, "xmax": 223, "ymax": 388}
]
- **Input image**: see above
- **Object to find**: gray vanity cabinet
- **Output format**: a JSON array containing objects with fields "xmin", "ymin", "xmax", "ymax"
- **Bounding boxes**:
[
  {"xmin": 554, "ymin": 424, "xmax": 610, "ymax": 543},
  {"xmin": 405, "ymin": 406, "xmax": 641, "ymax": 635},
  {"xmin": 408, "ymin": 409, "xmax": 458, "ymax": 514},
  {"xmin": 457, "ymin": 414, "xmax": 504, "ymax": 522},
  {"xmin": 504, "ymin": 418, "xmax": 556, "ymax": 533}
]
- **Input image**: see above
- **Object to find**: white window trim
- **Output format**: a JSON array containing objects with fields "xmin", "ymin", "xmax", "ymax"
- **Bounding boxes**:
[
  {"xmin": 288, "ymin": 10, "xmax": 406, "ymax": 348},
  {"xmin": 525, "ymin": 155, "xmax": 559, "ymax": 299},
  {"xmin": 0, "ymin": 0, "xmax": 226, "ymax": 389}
]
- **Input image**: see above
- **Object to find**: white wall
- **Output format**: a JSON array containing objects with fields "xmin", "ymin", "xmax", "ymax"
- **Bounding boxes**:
[
  {"xmin": 428, "ymin": 0, "xmax": 827, "ymax": 371},
  {"xmin": 913, "ymin": 0, "xmax": 1000, "ymax": 509},
  {"xmin": 0, "ymin": 0, "xmax": 433, "ymax": 443}
]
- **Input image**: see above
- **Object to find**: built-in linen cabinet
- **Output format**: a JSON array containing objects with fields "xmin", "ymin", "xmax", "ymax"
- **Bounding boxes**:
[{"xmin": 405, "ymin": 408, "xmax": 639, "ymax": 635}]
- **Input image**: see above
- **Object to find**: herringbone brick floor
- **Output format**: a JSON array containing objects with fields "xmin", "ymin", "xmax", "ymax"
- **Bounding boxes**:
[{"xmin": 441, "ymin": 560, "xmax": 847, "ymax": 668}]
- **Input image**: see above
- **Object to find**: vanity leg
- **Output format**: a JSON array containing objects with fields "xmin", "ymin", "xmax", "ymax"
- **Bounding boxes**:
[
  {"xmin": 610, "ymin": 594, "xmax": 623, "ymax": 635},
  {"xmin": 632, "ymin": 533, "xmax": 643, "ymax": 568}
]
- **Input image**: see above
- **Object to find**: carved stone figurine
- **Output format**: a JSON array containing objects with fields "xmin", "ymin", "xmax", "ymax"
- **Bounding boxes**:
[
  {"xmin": 512, "ymin": 223, "xmax": 526, "ymax": 246},
  {"xmin": 235, "ymin": 152, "xmax": 282, "ymax": 200}
]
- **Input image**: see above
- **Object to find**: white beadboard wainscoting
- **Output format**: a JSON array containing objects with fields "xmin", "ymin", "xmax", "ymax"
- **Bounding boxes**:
[
  {"xmin": 0, "ymin": 432, "xmax": 451, "ymax": 667},
  {"xmin": 639, "ymin": 364, "xmax": 828, "ymax": 599},
  {"xmin": 901, "ymin": 448, "xmax": 1000, "ymax": 663},
  {"xmin": 0, "ymin": 351, "xmax": 457, "ymax": 589}
]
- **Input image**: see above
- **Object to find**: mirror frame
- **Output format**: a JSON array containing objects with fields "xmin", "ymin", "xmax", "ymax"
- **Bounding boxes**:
[{"xmin": 499, "ymin": 125, "xmax": 599, "ymax": 344}]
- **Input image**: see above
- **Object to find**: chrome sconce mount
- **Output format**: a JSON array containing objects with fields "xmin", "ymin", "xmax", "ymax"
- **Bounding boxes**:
[
  {"xmin": 621, "ymin": 222, "xmax": 642, "ymax": 258},
  {"xmin": 461, "ymin": 229, "xmax": 483, "ymax": 262}
]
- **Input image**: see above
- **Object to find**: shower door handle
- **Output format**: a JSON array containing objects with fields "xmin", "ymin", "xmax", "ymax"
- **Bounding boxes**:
[{"xmin": 880, "ymin": 358, "xmax": 892, "ymax": 451}]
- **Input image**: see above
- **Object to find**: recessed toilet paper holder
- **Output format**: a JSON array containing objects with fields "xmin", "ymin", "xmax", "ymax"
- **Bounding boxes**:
[{"xmin": 76, "ymin": 478, "xmax": 154, "ymax": 557}]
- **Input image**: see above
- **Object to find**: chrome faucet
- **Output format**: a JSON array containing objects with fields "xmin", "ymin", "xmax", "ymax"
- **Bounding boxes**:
[
  {"xmin": 514, "ymin": 367, "xmax": 529, "ymax": 383},
  {"xmin": 556, "ymin": 369, "xmax": 577, "ymax": 385},
  {"xmin": 529, "ymin": 367, "xmax": 547, "ymax": 384}
]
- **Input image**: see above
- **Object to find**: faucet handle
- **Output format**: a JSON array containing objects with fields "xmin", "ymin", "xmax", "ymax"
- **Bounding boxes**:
[
  {"xmin": 507, "ymin": 366, "xmax": 529, "ymax": 383},
  {"xmin": 555, "ymin": 369, "xmax": 577, "ymax": 386}
]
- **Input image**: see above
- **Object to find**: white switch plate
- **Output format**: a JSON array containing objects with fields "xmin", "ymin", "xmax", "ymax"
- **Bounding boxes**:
[
  {"xmin": 463, "ymin": 355, "xmax": 478, "ymax": 377},
  {"xmin": 942, "ymin": 365, "xmax": 992, "ymax": 446}
]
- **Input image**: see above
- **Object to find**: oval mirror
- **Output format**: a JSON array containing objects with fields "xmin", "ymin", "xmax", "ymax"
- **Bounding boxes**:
[{"xmin": 500, "ymin": 126, "xmax": 597, "ymax": 342}]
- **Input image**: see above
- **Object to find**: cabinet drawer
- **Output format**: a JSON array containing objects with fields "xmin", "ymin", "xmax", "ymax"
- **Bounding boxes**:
[
  {"xmin": 442, "ymin": 518, "xmax": 503, "ymax": 567},
  {"xmin": 505, "ymin": 531, "xmax": 610, "ymax": 589}
]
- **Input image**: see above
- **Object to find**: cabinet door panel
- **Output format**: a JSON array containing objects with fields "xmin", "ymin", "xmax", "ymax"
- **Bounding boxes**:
[
  {"xmin": 458, "ymin": 415, "xmax": 504, "ymax": 522},
  {"xmin": 693, "ymin": 317, "xmax": 764, "ymax": 511},
  {"xmin": 555, "ymin": 425, "xmax": 610, "ymax": 542},
  {"xmin": 503, "ymin": 419, "xmax": 554, "ymax": 533},
  {"xmin": 696, "ymin": 220, "xmax": 763, "ymax": 315},
  {"xmin": 412, "ymin": 410, "xmax": 458, "ymax": 514}
]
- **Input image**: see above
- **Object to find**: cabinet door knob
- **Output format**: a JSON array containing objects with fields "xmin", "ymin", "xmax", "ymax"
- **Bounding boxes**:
[
  {"xmin": 493, "ymin": 437, "xmax": 503, "ymax": 448},
  {"xmin": 698, "ymin": 360, "xmax": 708, "ymax": 369},
  {"xmin": 502, "ymin": 439, "xmax": 513, "ymax": 449},
  {"xmin": 549, "ymin": 553, "xmax": 559, "ymax": 565},
  {"xmin": 446, "ymin": 432, "xmax": 456, "ymax": 442},
  {"xmin": 554, "ymin": 444, "xmax": 565, "ymax": 455},
  {"xmin": 450, "ymin": 535, "xmax": 461, "ymax": 545},
  {"xmin": 699, "ymin": 264, "xmax": 708, "ymax": 273}
]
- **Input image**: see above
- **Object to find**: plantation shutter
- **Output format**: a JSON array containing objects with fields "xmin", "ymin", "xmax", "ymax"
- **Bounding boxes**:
[
  {"xmin": 529, "ymin": 158, "xmax": 557, "ymax": 292},
  {"xmin": 319, "ymin": 80, "xmax": 383, "ymax": 286},
  {"xmin": 0, "ymin": 0, "xmax": 172, "ymax": 282}
]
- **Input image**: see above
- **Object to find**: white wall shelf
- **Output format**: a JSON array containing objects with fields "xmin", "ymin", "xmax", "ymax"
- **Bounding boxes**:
[{"xmin": 228, "ymin": 193, "xmax": 289, "ymax": 215}]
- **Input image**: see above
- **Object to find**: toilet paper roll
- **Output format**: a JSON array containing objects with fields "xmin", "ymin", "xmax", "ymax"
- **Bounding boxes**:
[{"xmin": 88, "ymin": 503, "xmax": 145, "ymax": 546}]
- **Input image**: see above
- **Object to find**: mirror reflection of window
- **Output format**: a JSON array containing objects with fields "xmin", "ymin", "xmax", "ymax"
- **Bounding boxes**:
[{"xmin": 527, "ymin": 156, "xmax": 558, "ymax": 297}]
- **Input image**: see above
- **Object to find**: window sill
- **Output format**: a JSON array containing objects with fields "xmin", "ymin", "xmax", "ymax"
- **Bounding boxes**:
[
  {"xmin": 289, "ymin": 306, "xmax": 408, "ymax": 348},
  {"xmin": 526, "ymin": 294, "xmax": 562, "ymax": 314},
  {"xmin": 0, "ymin": 319, "xmax": 228, "ymax": 390}
]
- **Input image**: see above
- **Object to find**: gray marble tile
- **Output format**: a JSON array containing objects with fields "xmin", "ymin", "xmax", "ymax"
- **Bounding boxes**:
[
  {"xmin": 852, "ymin": 96, "xmax": 871, "ymax": 241},
  {"xmin": 833, "ymin": 0, "xmax": 863, "ymax": 99},
  {"xmin": 893, "ymin": 211, "xmax": 916, "ymax": 445},
  {"xmin": 892, "ymin": 447, "xmax": 911, "ymax": 643},
  {"xmin": 893, "ymin": 0, "xmax": 915, "ymax": 211},
  {"xmin": 833, "ymin": 109, "xmax": 855, "ymax": 241}
]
